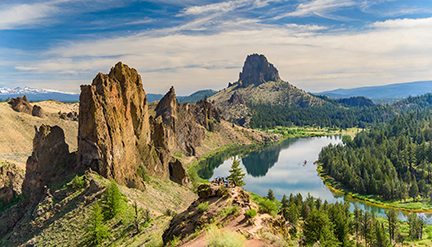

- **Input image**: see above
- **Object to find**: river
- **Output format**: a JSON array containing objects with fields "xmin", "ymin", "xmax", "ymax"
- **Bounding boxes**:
[{"xmin": 198, "ymin": 136, "xmax": 432, "ymax": 224}]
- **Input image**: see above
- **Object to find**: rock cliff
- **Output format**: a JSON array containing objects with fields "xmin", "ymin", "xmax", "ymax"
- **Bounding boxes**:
[
  {"xmin": 78, "ymin": 62, "xmax": 154, "ymax": 190},
  {"xmin": 238, "ymin": 53, "xmax": 281, "ymax": 88}
]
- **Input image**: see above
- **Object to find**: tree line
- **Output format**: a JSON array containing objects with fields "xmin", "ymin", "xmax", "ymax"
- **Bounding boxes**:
[{"xmin": 318, "ymin": 111, "xmax": 432, "ymax": 202}]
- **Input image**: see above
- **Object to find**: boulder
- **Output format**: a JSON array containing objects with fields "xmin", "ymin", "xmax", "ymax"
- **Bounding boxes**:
[
  {"xmin": 238, "ymin": 53, "xmax": 281, "ymax": 88},
  {"xmin": 31, "ymin": 105, "xmax": 44, "ymax": 118},
  {"xmin": 169, "ymin": 159, "xmax": 191, "ymax": 187}
]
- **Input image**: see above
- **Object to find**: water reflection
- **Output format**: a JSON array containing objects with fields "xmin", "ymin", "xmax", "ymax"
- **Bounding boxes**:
[
  {"xmin": 202, "ymin": 136, "xmax": 432, "ymax": 224},
  {"xmin": 242, "ymin": 138, "xmax": 296, "ymax": 177}
]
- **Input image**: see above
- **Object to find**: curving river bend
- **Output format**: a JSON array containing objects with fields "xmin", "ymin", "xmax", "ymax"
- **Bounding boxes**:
[{"xmin": 198, "ymin": 136, "xmax": 432, "ymax": 224}]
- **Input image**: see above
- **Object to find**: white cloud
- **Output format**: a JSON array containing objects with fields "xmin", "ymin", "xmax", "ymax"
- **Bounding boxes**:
[{"xmin": 12, "ymin": 16, "xmax": 431, "ymax": 94}]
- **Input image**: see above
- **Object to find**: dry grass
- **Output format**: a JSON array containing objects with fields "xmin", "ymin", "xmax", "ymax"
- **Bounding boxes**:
[{"xmin": 0, "ymin": 101, "xmax": 78, "ymax": 169}]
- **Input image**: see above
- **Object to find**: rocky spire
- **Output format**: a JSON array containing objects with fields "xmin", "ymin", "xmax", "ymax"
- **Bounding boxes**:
[{"xmin": 238, "ymin": 54, "xmax": 281, "ymax": 88}]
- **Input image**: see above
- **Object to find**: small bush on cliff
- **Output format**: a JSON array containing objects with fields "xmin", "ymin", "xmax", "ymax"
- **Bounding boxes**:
[
  {"xmin": 85, "ymin": 202, "xmax": 110, "ymax": 246},
  {"xmin": 259, "ymin": 199, "xmax": 278, "ymax": 217},
  {"xmin": 245, "ymin": 208, "xmax": 257, "ymax": 219},
  {"xmin": 71, "ymin": 174, "xmax": 86, "ymax": 189},
  {"xmin": 101, "ymin": 180, "xmax": 126, "ymax": 220},
  {"xmin": 198, "ymin": 202, "xmax": 209, "ymax": 212}
]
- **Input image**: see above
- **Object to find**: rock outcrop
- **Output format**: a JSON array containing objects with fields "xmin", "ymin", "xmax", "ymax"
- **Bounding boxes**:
[
  {"xmin": 0, "ymin": 161, "xmax": 24, "ymax": 204},
  {"xmin": 155, "ymin": 87, "xmax": 221, "ymax": 156},
  {"xmin": 238, "ymin": 54, "xmax": 281, "ymax": 88},
  {"xmin": 162, "ymin": 184, "xmax": 251, "ymax": 245},
  {"xmin": 7, "ymin": 95, "xmax": 45, "ymax": 118},
  {"xmin": 22, "ymin": 125, "xmax": 74, "ymax": 201},
  {"xmin": 228, "ymin": 91, "xmax": 244, "ymax": 104},
  {"xmin": 8, "ymin": 95, "xmax": 33, "ymax": 115},
  {"xmin": 31, "ymin": 105, "xmax": 44, "ymax": 117},
  {"xmin": 59, "ymin": 111, "xmax": 79, "ymax": 121},
  {"xmin": 78, "ymin": 62, "xmax": 154, "ymax": 190}
]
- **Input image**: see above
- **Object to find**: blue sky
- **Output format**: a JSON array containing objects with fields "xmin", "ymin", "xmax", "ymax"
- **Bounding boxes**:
[{"xmin": 0, "ymin": 0, "xmax": 431, "ymax": 95}]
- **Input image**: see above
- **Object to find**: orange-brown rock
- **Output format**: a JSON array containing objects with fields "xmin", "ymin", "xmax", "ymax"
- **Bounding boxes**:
[
  {"xmin": 22, "ymin": 125, "xmax": 75, "ymax": 201},
  {"xmin": 78, "ymin": 62, "xmax": 163, "ymax": 190},
  {"xmin": 155, "ymin": 87, "xmax": 221, "ymax": 156}
]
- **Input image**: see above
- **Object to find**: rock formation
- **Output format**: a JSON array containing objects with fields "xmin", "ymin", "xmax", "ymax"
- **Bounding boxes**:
[
  {"xmin": 238, "ymin": 53, "xmax": 281, "ymax": 88},
  {"xmin": 59, "ymin": 111, "xmax": 79, "ymax": 121},
  {"xmin": 78, "ymin": 62, "xmax": 154, "ymax": 190},
  {"xmin": 8, "ymin": 95, "xmax": 33, "ymax": 115},
  {"xmin": 31, "ymin": 105, "xmax": 44, "ymax": 118},
  {"xmin": 7, "ymin": 95, "xmax": 45, "ymax": 118},
  {"xmin": 228, "ymin": 91, "xmax": 244, "ymax": 104},
  {"xmin": 155, "ymin": 87, "xmax": 221, "ymax": 156},
  {"xmin": 0, "ymin": 161, "xmax": 24, "ymax": 204},
  {"xmin": 22, "ymin": 125, "xmax": 74, "ymax": 201},
  {"xmin": 162, "ymin": 184, "xmax": 251, "ymax": 245}
]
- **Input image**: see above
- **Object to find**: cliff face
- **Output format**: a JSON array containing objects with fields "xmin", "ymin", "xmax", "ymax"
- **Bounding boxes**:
[
  {"xmin": 155, "ymin": 87, "xmax": 221, "ymax": 156},
  {"xmin": 78, "ymin": 62, "xmax": 154, "ymax": 190}
]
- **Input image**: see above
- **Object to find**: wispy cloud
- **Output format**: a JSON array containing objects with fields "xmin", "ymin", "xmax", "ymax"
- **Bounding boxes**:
[
  {"xmin": 0, "ymin": 2, "xmax": 57, "ymax": 30},
  {"xmin": 274, "ymin": 0, "xmax": 357, "ymax": 21}
]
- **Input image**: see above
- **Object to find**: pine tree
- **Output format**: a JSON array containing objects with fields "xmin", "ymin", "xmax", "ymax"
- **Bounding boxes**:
[
  {"xmin": 227, "ymin": 157, "xmax": 246, "ymax": 187},
  {"xmin": 101, "ymin": 179, "xmax": 125, "ymax": 220},
  {"xmin": 385, "ymin": 209, "xmax": 398, "ymax": 244},
  {"xmin": 281, "ymin": 194, "xmax": 289, "ymax": 209},
  {"xmin": 267, "ymin": 189, "xmax": 275, "ymax": 201},
  {"xmin": 86, "ymin": 202, "xmax": 109, "ymax": 245},
  {"xmin": 409, "ymin": 179, "xmax": 419, "ymax": 202}
]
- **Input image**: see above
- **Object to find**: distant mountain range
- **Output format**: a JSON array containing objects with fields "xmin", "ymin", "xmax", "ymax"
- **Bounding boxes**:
[
  {"xmin": 316, "ymin": 81, "xmax": 432, "ymax": 101},
  {"xmin": 0, "ymin": 87, "xmax": 80, "ymax": 102},
  {"xmin": 0, "ymin": 86, "xmax": 218, "ymax": 104}
]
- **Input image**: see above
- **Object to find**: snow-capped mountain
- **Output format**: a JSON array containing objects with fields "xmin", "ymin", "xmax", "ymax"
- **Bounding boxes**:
[{"xmin": 0, "ymin": 87, "xmax": 79, "ymax": 102}]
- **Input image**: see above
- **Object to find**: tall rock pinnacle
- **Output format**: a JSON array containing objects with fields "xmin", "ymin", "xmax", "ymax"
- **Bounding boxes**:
[{"xmin": 238, "ymin": 54, "xmax": 281, "ymax": 88}]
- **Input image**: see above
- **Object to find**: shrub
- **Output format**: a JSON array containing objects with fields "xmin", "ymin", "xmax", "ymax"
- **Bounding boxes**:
[
  {"xmin": 259, "ymin": 199, "xmax": 278, "ymax": 217},
  {"xmin": 85, "ymin": 202, "xmax": 110, "ymax": 245},
  {"xmin": 198, "ymin": 202, "xmax": 210, "ymax": 212},
  {"xmin": 101, "ymin": 180, "xmax": 126, "ymax": 220},
  {"xmin": 219, "ymin": 203, "xmax": 240, "ymax": 217},
  {"xmin": 137, "ymin": 166, "xmax": 150, "ymax": 182},
  {"xmin": 206, "ymin": 225, "xmax": 245, "ymax": 247},
  {"xmin": 244, "ymin": 209, "xmax": 257, "ymax": 219},
  {"xmin": 71, "ymin": 174, "xmax": 86, "ymax": 189}
]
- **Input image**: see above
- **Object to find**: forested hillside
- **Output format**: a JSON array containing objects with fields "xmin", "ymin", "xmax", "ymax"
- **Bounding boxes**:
[{"xmin": 318, "ymin": 111, "xmax": 432, "ymax": 207}]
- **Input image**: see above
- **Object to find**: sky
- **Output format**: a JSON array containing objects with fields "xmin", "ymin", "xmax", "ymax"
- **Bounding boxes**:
[{"xmin": 0, "ymin": 0, "xmax": 431, "ymax": 95}]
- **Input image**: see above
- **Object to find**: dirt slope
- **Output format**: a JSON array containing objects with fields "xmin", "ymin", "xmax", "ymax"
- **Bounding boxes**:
[{"xmin": 0, "ymin": 101, "xmax": 78, "ymax": 168}]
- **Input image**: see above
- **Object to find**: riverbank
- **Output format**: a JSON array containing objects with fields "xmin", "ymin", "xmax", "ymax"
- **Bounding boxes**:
[
  {"xmin": 317, "ymin": 164, "xmax": 432, "ymax": 213},
  {"xmin": 260, "ymin": 126, "xmax": 359, "ymax": 140}
]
